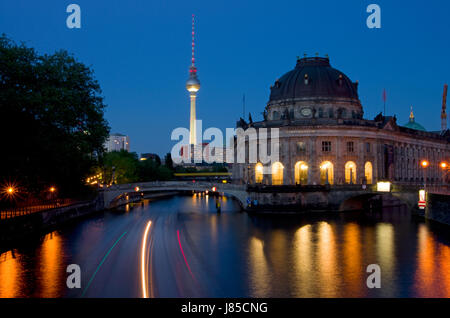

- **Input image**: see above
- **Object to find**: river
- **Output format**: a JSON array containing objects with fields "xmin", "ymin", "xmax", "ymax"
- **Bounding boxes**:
[{"xmin": 0, "ymin": 194, "xmax": 449, "ymax": 298}]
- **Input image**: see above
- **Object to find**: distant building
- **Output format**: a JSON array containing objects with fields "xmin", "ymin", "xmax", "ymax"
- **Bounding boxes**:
[
  {"xmin": 179, "ymin": 143, "xmax": 227, "ymax": 165},
  {"xmin": 105, "ymin": 133, "xmax": 130, "ymax": 152}
]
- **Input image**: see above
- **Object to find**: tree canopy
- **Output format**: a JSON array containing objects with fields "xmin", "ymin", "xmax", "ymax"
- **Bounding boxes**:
[
  {"xmin": 0, "ymin": 34, "xmax": 110, "ymax": 196},
  {"xmin": 98, "ymin": 150, "xmax": 174, "ymax": 184}
]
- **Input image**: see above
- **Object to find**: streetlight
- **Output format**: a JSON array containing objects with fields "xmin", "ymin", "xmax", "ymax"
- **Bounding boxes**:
[
  {"xmin": 3, "ymin": 185, "xmax": 18, "ymax": 201},
  {"xmin": 420, "ymin": 160, "xmax": 429, "ymax": 191},
  {"xmin": 440, "ymin": 161, "xmax": 448, "ymax": 185},
  {"xmin": 420, "ymin": 160, "xmax": 429, "ymax": 168},
  {"xmin": 49, "ymin": 187, "xmax": 56, "ymax": 193}
]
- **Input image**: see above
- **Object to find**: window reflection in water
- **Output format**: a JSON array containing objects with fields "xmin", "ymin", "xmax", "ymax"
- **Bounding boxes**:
[{"xmin": 248, "ymin": 237, "xmax": 270, "ymax": 297}]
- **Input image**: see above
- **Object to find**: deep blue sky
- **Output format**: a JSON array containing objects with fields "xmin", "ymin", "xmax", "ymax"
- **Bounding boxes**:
[{"xmin": 1, "ymin": 0, "xmax": 449, "ymax": 156}]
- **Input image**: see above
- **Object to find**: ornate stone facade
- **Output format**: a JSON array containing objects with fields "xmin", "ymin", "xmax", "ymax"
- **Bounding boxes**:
[{"xmin": 232, "ymin": 56, "xmax": 450, "ymax": 187}]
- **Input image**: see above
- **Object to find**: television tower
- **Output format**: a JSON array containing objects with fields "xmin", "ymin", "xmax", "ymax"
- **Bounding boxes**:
[{"xmin": 186, "ymin": 14, "xmax": 200, "ymax": 145}]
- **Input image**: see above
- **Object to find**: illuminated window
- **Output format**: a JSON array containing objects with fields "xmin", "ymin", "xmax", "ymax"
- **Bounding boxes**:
[
  {"xmin": 320, "ymin": 161, "xmax": 334, "ymax": 185},
  {"xmin": 365, "ymin": 161, "xmax": 373, "ymax": 184},
  {"xmin": 294, "ymin": 161, "xmax": 308, "ymax": 185},
  {"xmin": 345, "ymin": 161, "xmax": 357, "ymax": 184},
  {"xmin": 322, "ymin": 141, "xmax": 331, "ymax": 152},
  {"xmin": 255, "ymin": 163, "xmax": 263, "ymax": 184},
  {"xmin": 271, "ymin": 162, "xmax": 284, "ymax": 185}
]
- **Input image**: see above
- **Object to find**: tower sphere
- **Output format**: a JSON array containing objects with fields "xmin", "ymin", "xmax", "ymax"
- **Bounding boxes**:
[{"xmin": 186, "ymin": 75, "xmax": 200, "ymax": 93}]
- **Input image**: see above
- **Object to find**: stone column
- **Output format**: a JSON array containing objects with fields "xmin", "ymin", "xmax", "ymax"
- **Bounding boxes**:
[{"xmin": 309, "ymin": 136, "xmax": 319, "ymax": 185}]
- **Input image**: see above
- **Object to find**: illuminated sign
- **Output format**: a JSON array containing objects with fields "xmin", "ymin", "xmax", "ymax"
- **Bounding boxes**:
[
  {"xmin": 376, "ymin": 182, "xmax": 391, "ymax": 192},
  {"xmin": 418, "ymin": 189, "xmax": 426, "ymax": 209}
]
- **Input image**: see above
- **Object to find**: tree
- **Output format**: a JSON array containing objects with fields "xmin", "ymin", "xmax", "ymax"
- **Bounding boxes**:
[
  {"xmin": 164, "ymin": 153, "xmax": 174, "ymax": 170},
  {"xmin": 138, "ymin": 157, "xmax": 173, "ymax": 182},
  {"xmin": 102, "ymin": 151, "xmax": 139, "ymax": 184},
  {"xmin": 0, "ymin": 34, "xmax": 109, "ymax": 196}
]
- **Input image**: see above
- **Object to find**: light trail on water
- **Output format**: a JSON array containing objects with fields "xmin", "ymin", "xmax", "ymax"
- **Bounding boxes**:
[{"xmin": 141, "ymin": 220, "xmax": 152, "ymax": 298}]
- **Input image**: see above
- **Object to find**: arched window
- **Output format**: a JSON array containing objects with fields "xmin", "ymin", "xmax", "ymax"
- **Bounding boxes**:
[
  {"xmin": 255, "ymin": 163, "xmax": 263, "ymax": 184},
  {"xmin": 319, "ymin": 161, "xmax": 334, "ymax": 185},
  {"xmin": 271, "ymin": 162, "xmax": 284, "ymax": 185},
  {"xmin": 365, "ymin": 162, "xmax": 373, "ymax": 184},
  {"xmin": 345, "ymin": 161, "xmax": 357, "ymax": 184},
  {"xmin": 294, "ymin": 161, "xmax": 308, "ymax": 185}
]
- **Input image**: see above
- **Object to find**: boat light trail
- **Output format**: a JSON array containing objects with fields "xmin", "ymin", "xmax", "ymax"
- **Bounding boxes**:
[
  {"xmin": 81, "ymin": 231, "xmax": 127, "ymax": 297},
  {"xmin": 177, "ymin": 230, "xmax": 194, "ymax": 278},
  {"xmin": 141, "ymin": 220, "xmax": 152, "ymax": 298}
]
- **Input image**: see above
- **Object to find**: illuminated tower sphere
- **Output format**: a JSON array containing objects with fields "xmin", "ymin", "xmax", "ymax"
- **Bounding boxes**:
[{"xmin": 186, "ymin": 14, "xmax": 200, "ymax": 145}]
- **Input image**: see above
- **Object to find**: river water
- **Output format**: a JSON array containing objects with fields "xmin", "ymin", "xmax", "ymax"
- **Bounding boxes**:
[{"xmin": 0, "ymin": 194, "xmax": 449, "ymax": 298}]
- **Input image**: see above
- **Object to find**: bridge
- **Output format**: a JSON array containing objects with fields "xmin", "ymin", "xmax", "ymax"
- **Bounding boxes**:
[
  {"xmin": 100, "ymin": 181, "xmax": 439, "ymax": 213},
  {"xmin": 102, "ymin": 181, "xmax": 248, "ymax": 209}
]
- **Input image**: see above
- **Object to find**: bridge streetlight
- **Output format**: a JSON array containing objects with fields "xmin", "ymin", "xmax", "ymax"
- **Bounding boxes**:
[
  {"xmin": 440, "ymin": 161, "xmax": 448, "ymax": 186},
  {"xmin": 420, "ymin": 160, "xmax": 429, "ymax": 191}
]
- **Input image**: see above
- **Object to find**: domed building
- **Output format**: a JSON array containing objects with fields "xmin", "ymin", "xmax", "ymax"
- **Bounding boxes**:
[
  {"xmin": 403, "ymin": 107, "xmax": 426, "ymax": 131},
  {"xmin": 232, "ymin": 55, "xmax": 450, "ymax": 188}
]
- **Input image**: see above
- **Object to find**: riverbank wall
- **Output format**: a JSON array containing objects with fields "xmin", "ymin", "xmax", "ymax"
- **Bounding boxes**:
[
  {"xmin": 422, "ymin": 193, "xmax": 450, "ymax": 226},
  {"xmin": 0, "ymin": 191, "xmax": 183, "ymax": 246},
  {"xmin": 0, "ymin": 197, "xmax": 104, "ymax": 245}
]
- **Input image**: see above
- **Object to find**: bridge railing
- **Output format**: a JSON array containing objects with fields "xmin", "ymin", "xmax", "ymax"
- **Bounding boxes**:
[
  {"xmin": 0, "ymin": 198, "xmax": 76, "ymax": 220},
  {"xmin": 103, "ymin": 181, "xmax": 246, "ymax": 192}
]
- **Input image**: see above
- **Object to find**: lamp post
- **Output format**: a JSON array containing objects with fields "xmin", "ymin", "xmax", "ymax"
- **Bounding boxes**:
[
  {"xmin": 440, "ymin": 161, "xmax": 448, "ymax": 186},
  {"xmin": 420, "ymin": 160, "xmax": 429, "ymax": 191}
]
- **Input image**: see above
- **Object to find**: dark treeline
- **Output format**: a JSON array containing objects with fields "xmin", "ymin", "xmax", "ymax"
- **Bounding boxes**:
[
  {"xmin": 0, "ymin": 34, "xmax": 109, "ymax": 199},
  {"xmin": 97, "ymin": 151, "xmax": 174, "ymax": 184}
]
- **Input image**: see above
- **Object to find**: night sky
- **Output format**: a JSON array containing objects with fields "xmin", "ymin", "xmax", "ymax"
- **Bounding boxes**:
[{"xmin": 1, "ymin": 0, "xmax": 449, "ymax": 156}]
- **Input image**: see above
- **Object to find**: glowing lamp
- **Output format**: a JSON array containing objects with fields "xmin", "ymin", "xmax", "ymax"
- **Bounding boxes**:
[
  {"xmin": 420, "ymin": 160, "xmax": 429, "ymax": 168},
  {"xmin": 418, "ymin": 189, "xmax": 426, "ymax": 209},
  {"xmin": 419, "ymin": 189, "xmax": 426, "ymax": 201},
  {"xmin": 440, "ymin": 162, "xmax": 448, "ymax": 169},
  {"xmin": 49, "ymin": 187, "xmax": 56, "ymax": 193},
  {"xmin": 212, "ymin": 186, "xmax": 217, "ymax": 192},
  {"xmin": 135, "ymin": 186, "xmax": 140, "ymax": 192},
  {"xmin": 377, "ymin": 181, "xmax": 391, "ymax": 192}
]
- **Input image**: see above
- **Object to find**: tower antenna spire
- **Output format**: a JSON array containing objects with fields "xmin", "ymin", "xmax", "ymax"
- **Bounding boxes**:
[
  {"xmin": 191, "ymin": 14, "xmax": 196, "ymax": 69},
  {"xmin": 186, "ymin": 14, "xmax": 200, "ymax": 146}
]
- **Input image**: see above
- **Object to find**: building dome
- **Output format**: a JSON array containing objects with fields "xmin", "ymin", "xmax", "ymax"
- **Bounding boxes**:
[
  {"xmin": 269, "ymin": 56, "xmax": 360, "ymax": 103},
  {"xmin": 265, "ymin": 56, "xmax": 363, "ymax": 121},
  {"xmin": 403, "ymin": 108, "xmax": 426, "ymax": 131}
]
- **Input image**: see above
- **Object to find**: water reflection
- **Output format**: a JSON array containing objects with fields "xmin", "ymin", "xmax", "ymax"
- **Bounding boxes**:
[
  {"xmin": 343, "ymin": 223, "xmax": 364, "ymax": 297},
  {"xmin": 39, "ymin": 233, "xmax": 64, "ymax": 298},
  {"xmin": 293, "ymin": 225, "xmax": 313, "ymax": 297},
  {"xmin": 375, "ymin": 223, "xmax": 396, "ymax": 296},
  {"xmin": 414, "ymin": 224, "xmax": 450, "ymax": 297},
  {"xmin": 317, "ymin": 222, "xmax": 339, "ymax": 297},
  {"xmin": 248, "ymin": 237, "xmax": 270, "ymax": 297},
  {"xmin": 0, "ymin": 195, "xmax": 449, "ymax": 298},
  {"xmin": 0, "ymin": 250, "xmax": 21, "ymax": 297}
]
